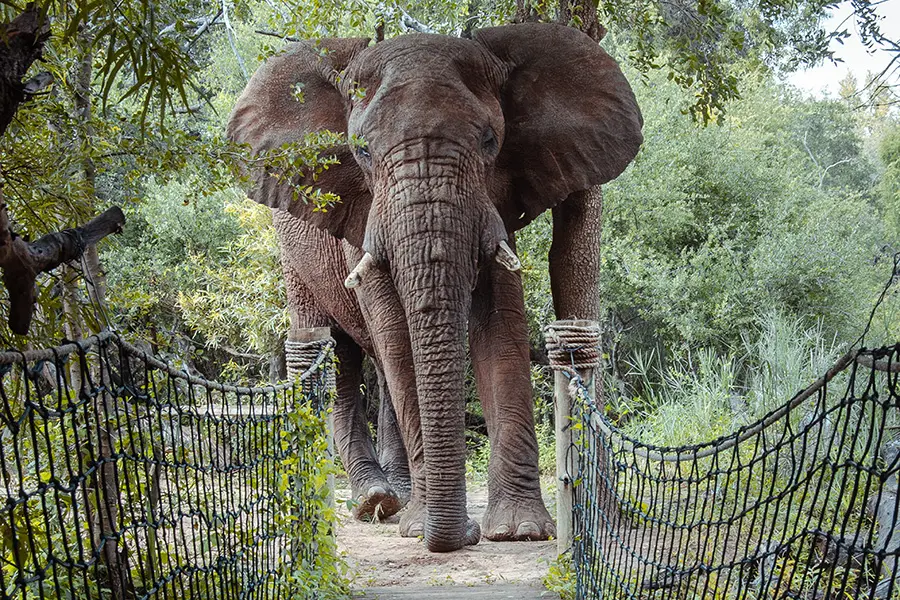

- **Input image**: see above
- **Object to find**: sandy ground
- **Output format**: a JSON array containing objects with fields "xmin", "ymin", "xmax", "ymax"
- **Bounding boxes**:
[{"xmin": 335, "ymin": 477, "xmax": 559, "ymax": 589}]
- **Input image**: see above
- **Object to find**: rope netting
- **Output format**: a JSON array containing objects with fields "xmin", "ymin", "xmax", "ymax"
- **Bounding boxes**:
[
  {"xmin": 547, "ymin": 324, "xmax": 900, "ymax": 600},
  {"xmin": 0, "ymin": 331, "xmax": 336, "ymax": 599}
]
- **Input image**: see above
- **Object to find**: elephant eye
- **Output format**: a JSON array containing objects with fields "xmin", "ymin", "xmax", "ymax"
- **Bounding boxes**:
[
  {"xmin": 481, "ymin": 127, "xmax": 498, "ymax": 156},
  {"xmin": 356, "ymin": 144, "xmax": 372, "ymax": 167}
]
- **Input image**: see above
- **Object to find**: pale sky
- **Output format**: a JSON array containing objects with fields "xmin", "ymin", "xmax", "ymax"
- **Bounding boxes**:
[{"xmin": 786, "ymin": 0, "xmax": 900, "ymax": 99}]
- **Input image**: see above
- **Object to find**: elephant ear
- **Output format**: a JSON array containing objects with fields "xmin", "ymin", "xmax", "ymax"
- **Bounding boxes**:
[
  {"xmin": 474, "ymin": 23, "xmax": 643, "ymax": 229},
  {"xmin": 227, "ymin": 38, "xmax": 371, "ymax": 246}
]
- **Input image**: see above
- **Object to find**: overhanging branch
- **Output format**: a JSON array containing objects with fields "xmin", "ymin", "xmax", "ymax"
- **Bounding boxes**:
[
  {"xmin": 0, "ymin": 203, "xmax": 125, "ymax": 335},
  {"xmin": 399, "ymin": 9, "xmax": 435, "ymax": 34}
]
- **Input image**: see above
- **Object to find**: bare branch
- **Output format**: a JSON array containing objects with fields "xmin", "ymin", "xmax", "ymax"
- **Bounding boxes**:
[
  {"xmin": 262, "ymin": 0, "xmax": 290, "ymax": 23},
  {"xmin": 220, "ymin": 345, "xmax": 265, "ymax": 360},
  {"xmin": 222, "ymin": 0, "xmax": 248, "ymax": 81},
  {"xmin": 190, "ymin": 13, "xmax": 221, "ymax": 39},
  {"xmin": 160, "ymin": 16, "xmax": 210, "ymax": 37},
  {"xmin": 819, "ymin": 158, "xmax": 854, "ymax": 189},
  {"xmin": 802, "ymin": 130, "xmax": 853, "ymax": 189},
  {"xmin": 399, "ymin": 8, "xmax": 435, "ymax": 34},
  {"xmin": 174, "ymin": 103, "xmax": 203, "ymax": 114},
  {"xmin": 178, "ymin": 333, "xmax": 265, "ymax": 360},
  {"xmin": 854, "ymin": 53, "xmax": 900, "ymax": 98},
  {"xmin": 185, "ymin": 10, "xmax": 223, "ymax": 51},
  {"xmin": 801, "ymin": 130, "xmax": 821, "ymax": 171},
  {"xmin": 254, "ymin": 29, "xmax": 302, "ymax": 43}
]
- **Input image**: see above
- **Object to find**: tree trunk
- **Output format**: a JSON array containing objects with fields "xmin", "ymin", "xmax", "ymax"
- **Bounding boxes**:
[
  {"xmin": 512, "ymin": 0, "xmax": 606, "ymax": 41},
  {"xmin": 0, "ymin": 201, "xmax": 125, "ymax": 335},
  {"xmin": 557, "ymin": 0, "xmax": 606, "ymax": 41},
  {"xmin": 0, "ymin": 5, "xmax": 50, "ymax": 137},
  {"xmin": 0, "ymin": 8, "xmax": 123, "ymax": 336},
  {"xmin": 268, "ymin": 337, "xmax": 287, "ymax": 383},
  {"xmin": 74, "ymin": 25, "xmax": 111, "ymax": 331}
]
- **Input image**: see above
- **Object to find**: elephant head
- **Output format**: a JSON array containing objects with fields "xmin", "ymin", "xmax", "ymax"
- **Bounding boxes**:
[{"xmin": 227, "ymin": 23, "xmax": 642, "ymax": 552}]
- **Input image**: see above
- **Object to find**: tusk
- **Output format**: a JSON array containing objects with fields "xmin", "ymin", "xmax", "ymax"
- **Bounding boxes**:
[
  {"xmin": 495, "ymin": 240, "xmax": 521, "ymax": 272},
  {"xmin": 344, "ymin": 252, "xmax": 376, "ymax": 288}
]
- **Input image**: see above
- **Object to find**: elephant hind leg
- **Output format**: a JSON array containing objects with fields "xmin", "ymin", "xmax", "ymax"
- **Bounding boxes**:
[{"xmin": 375, "ymin": 365, "xmax": 412, "ymax": 504}]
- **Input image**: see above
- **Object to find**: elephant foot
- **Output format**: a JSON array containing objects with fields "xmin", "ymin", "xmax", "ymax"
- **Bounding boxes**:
[
  {"xmin": 482, "ymin": 496, "xmax": 556, "ymax": 541},
  {"xmin": 399, "ymin": 497, "xmax": 426, "ymax": 538},
  {"xmin": 400, "ymin": 498, "xmax": 481, "ymax": 550},
  {"xmin": 425, "ymin": 518, "xmax": 481, "ymax": 552},
  {"xmin": 464, "ymin": 517, "xmax": 482, "ymax": 546},
  {"xmin": 352, "ymin": 483, "xmax": 402, "ymax": 521}
]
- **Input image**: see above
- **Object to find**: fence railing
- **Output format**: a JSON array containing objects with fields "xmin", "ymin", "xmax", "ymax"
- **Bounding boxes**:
[
  {"xmin": 547, "ymin": 319, "xmax": 900, "ymax": 600},
  {"xmin": 0, "ymin": 331, "xmax": 338, "ymax": 599}
]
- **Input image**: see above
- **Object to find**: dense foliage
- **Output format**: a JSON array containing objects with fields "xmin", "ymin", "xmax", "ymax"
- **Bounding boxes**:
[{"xmin": 518, "ymin": 73, "xmax": 899, "ymax": 441}]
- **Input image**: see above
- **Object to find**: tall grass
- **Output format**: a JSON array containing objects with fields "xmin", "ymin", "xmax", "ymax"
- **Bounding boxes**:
[{"xmin": 617, "ymin": 310, "xmax": 843, "ymax": 447}]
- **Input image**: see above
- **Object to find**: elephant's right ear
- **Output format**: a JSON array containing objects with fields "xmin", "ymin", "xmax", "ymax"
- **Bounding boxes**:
[{"xmin": 227, "ymin": 38, "xmax": 371, "ymax": 247}]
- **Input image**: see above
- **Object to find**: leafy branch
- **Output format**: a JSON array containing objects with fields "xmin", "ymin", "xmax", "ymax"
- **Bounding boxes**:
[{"xmin": 229, "ymin": 130, "xmax": 367, "ymax": 212}]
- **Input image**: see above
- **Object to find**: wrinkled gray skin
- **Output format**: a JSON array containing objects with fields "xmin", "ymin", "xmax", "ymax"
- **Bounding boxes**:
[
  {"xmin": 278, "ymin": 211, "xmax": 411, "ymax": 519},
  {"xmin": 228, "ymin": 22, "xmax": 643, "ymax": 552}
]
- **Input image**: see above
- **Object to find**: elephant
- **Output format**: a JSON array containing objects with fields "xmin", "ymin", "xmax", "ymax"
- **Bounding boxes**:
[{"xmin": 227, "ymin": 22, "xmax": 643, "ymax": 552}]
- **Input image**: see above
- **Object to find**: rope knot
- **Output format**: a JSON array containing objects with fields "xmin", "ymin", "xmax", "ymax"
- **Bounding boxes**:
[{"xmin": 544, "ymin": 320, "xmax": 602, "ymax": 371}]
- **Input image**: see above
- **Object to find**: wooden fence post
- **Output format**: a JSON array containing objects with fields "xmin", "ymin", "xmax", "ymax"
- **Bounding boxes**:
[
  {"xmin": 553, "ymin": 361, "xmax": 577, "ymax": 556},
  {"xmin": 546, "ymin": 319, "xmax": 602, "ymax": 557}
]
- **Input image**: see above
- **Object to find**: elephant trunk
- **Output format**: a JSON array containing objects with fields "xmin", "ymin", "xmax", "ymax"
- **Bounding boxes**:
[
  {"xmin": 402, "ymin": 281, "xmax": 471, "ymax": 552},
  {"xmin": 376, "ymin": 153, "xmax": 490, "ymax": 552}
]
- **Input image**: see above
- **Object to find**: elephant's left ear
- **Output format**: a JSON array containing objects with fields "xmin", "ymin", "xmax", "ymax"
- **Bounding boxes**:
[{"xmin": 474, "ymin": 23, "xmax": 643, "ymax": 228}]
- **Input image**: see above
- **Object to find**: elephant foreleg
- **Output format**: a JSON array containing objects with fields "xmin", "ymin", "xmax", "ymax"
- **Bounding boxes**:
[
  {"xmin": 284, "ymin": 268, "xmax": 400, "ymax": 521},
  {"xmin": 348, "ymin": 245, "xmax": 432, "ymax": 538},
  {"xmin": 470, "ymin": 238, "xmax": 555, "ymax": 542},
  {"xmin": 331, "ymin": 330, "xmax": 402, "ymax": 520}
]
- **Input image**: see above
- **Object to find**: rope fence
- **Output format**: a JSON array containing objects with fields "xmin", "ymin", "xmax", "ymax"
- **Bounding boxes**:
[
  {"xmin": 547, "ymin": 319, "xmax": 900, "ymax": 600},
  {"xmin": 0, "ymin": 330, "xmax": 338, "ymax": 599}
]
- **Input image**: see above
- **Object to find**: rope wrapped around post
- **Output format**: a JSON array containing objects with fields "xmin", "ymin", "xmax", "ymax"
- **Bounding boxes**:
[
  {"xmin": 544, "ymin": 319, "xmax": 603, "ymax": 557},
  {"xmin": 286, "ymin": 326, "xmax": 336, "ymax": 506},
  {"xmin": 545, "ymin": 320, "xmax": 602, "ymax": 373},
  {"xmin": 286, "ymin": 326, "xmax": 336, "ymax": 393},
  {"xmin": 286, "ymin": 339, "xmax": 332, "ymax": 378}
]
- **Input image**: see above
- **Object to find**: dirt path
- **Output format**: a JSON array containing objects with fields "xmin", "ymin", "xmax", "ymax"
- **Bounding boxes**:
[{"xmin": 335, "ymin": 477, "xmax": 559, "ymax": 590}]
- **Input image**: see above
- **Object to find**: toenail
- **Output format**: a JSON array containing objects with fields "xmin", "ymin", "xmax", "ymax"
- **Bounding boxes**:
[
  {"xmin": 493, "ymin": 524, "xmax": 510, "ymax": 536},
  {"xmin": 367, "ymin": 485, "xmax": 386, "ymax": 497},
  {"xmin": 515, "ymin": 521, "xmax": 541, "ymax": 538}
]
